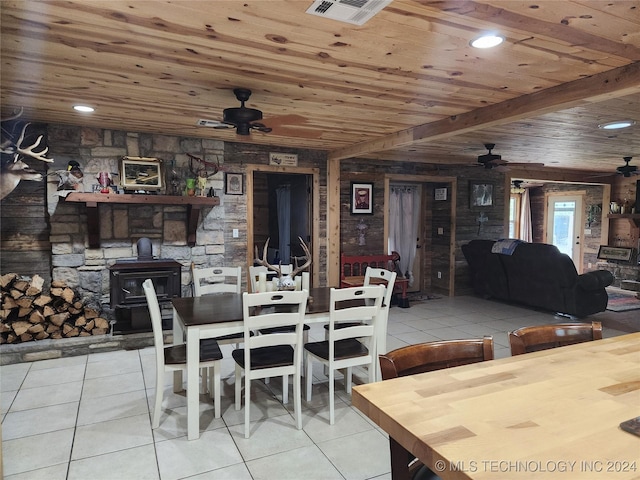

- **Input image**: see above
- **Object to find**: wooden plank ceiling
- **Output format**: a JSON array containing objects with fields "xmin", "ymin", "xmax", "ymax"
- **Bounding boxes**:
[{"xmin": 1, "ymin": 0, "xmax": 639, "ymax": 174}]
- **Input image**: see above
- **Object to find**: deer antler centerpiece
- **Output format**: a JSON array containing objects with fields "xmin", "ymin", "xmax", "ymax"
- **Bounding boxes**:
[
  {"xmin": 255, "ymin": 236, "xmax": 312, "ymax": 291},
  {"xmin": 1, "ymin": 108, "xmax": 54, "ymax": 199}
]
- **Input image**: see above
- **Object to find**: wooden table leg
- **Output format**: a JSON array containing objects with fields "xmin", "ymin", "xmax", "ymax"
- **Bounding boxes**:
[{"xmin": 390, "ymin": 437, "xmax": 411, "ymax": 480}]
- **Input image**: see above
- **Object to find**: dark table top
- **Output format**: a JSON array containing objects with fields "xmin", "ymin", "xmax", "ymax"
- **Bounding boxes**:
[{"xmin": 171, "ymin": 287, "xmax": 332, "ymax": 327}]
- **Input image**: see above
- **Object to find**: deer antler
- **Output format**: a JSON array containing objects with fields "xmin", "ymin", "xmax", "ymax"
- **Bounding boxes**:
[
  {"xmin": 254, "ymin": 237, "xmax": 281, "ymax": 277},
  {"xmin": 14, "ymin": 124, "xmax": 53, "ymax": 163},
  {"xmin": 290, "ymin": 237, "xmax": 312, "ymax": 278}
]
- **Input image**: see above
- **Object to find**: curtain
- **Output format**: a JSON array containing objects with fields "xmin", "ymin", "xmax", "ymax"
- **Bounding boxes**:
[
  {"xmin": 276, "ymin": 185, "xmax": 291, "ymax": 264},
  {"xmin": 519, "ymin": 188, "xmax": 532, "ymax": 242},
  {"xmin": 388, "ymin": 185, "xmax": 420, "ymax": 286}
]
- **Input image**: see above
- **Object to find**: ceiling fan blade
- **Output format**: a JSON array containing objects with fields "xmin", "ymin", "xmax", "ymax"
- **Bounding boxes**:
[
  {"xmin": 250, "ymin": 122, "xmax": 273, "ymax": 133},
  {"xmin": 261, "ymin": 114, "xmax": 309, "ymax": 129},
  {"xmin": 505, "ymin": 162, "xmax": 545, "ymax": 167}
]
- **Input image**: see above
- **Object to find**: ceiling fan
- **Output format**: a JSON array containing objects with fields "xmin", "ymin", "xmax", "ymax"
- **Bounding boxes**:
[
  {"xmin": 475, "ymin": 143, "xmax": 544, "ymax": 171},
  {"xmin": 616, "ymin": 156, "xmax": 638, "ymax": 177},
  {"xmin": 197, "ymin": 88, "xmax": 321, "ymax": 138},
  {"xmin": 197, "ymin": 88, "xmax": 271, "ymax": 135}
]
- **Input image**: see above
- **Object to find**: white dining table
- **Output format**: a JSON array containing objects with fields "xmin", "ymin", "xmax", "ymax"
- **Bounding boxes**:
[{"xmin": 171, "ymin": 287, "xmax": 386, "ymax": 440}]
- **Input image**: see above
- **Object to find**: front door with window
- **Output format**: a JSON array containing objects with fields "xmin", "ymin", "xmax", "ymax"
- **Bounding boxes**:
[{"xmin": 546, "ymin": 194, "xmax": 583, "ymax": 270}]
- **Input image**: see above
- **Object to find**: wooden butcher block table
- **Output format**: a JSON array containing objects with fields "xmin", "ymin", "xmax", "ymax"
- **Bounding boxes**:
[{"xmin": 353, "ymin": 332, "xmax": 640, "ymax": 480}]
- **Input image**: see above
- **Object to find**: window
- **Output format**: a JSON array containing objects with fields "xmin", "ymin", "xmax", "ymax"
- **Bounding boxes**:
[{"xmin": 509, "ymin": 194, "xmax": 521, "ymax": 239}]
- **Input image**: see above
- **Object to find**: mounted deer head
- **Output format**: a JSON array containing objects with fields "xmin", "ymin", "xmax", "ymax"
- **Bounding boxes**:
[
  {"xmin": 1, "ymin": 109, "xmax": 54, "ymax": 200},
  {"xmin": 255, "ymin": 236, "xmax": 312, "ymax": 290}
]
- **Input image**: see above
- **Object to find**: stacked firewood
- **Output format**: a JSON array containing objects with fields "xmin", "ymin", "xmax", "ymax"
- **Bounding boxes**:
[{"xmin": 0, "ymin": 273, "xmax": 110, "ymax": 344}]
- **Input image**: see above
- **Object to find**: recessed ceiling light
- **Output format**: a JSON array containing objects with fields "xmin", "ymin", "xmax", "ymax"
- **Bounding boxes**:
[
  {"xmin": 470, "ymin": 34, "xmax": 504, "ymax": 49},
  {"xmin": 73, "ymin": 105, "xmax": 94, "ymax": 112},
  {"xmin": 598, "ymin": 120, "xmax": 636, "ymax": 130}
]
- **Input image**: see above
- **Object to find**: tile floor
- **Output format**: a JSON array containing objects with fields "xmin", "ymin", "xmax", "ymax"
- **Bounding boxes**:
[{"xmin": 1, "ymin": 295, "xmax": 632, "ymax": 480}]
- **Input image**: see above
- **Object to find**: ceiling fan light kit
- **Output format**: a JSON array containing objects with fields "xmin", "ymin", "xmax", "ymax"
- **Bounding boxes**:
[{"xmin": 616, "ymin": 157, "xmax": 638, "ymax": 177}]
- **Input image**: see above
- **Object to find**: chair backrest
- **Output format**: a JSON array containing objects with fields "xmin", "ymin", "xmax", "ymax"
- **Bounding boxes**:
[
  {"xmin": 248, "ymin": 265, "xmax": 269, "ymax": 292},
  {"xmin": 328, "ymin": 285, "xmax": 385, "ymax": 350},
  {"xmin": 192, "ymin": 265, "xmax": 242, "ymax": 296},
  {"xmin": 508, "ymin": 322, "xmax": 602, "ymax": 356},
  {"xmin": 249, "ymin": 264, "xmax": 293, "ymax": 292},
  {"xmin": 379, "ymin": 337, "xmax": 494, "ymax": 379},
  {"xmin": 241, "ymin": 290, "xmax": 309, "ymax": 370},
  {"xmin": 364, "ymin": 267, "xmax": 397, "ymax": 308},
  {"xmin": 142, "ymin": 279, "xmax": 165, "ymax": 363}
]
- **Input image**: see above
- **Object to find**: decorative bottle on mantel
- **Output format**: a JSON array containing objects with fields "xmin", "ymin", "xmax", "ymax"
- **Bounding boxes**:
[{"xmin": 185, "ymin": 178, "xmax": 196, "ymax": 196}]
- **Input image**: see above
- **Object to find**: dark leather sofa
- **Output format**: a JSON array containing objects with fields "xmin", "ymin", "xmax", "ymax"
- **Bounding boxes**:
[{"xmin": 461, "ymin": 239, "xmax": 613, "ymax": 317}]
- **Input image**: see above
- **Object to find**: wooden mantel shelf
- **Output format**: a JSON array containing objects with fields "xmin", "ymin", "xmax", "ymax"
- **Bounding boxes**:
[
  {"xmin": 607, "ymin": 213, "xmax": 640, "ymax": 228},
  {"xmin": 63, "ymin": 192, "xmax": 220, "ymax": 247}
]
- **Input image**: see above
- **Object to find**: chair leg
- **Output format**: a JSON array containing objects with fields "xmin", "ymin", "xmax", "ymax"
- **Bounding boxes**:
[
  {"xmin": 200, "ymin": 367, "xmax": 208, "ymax": 394},
  {"xmin": 211, "ymin": 364, "xmax": 221, "ymax": 419},
  {"xmin": 282, "ymin": 374, "xmax": 289, "ymax": 404},
  {"xmin": 305, "ymin": 354, "xmax": 313, "ymax": 401},
  {"xmin": 294, "ymin": 370, "xmax": 302, "ymax": 430},
  {"xmin": 329, "ymin": 365, "xmax": 335, "ymax": 425},
  {"xmin": 244, "ymin": 373, "xmax": 251, "ymax": 439},
  {"xmin": 152, "ymin": 372, "xmax": 164, "ymax": 429},
  {"xmin": 235, "ymin": 365, "xmax": 242, "ymax": 411},
  {"xmin": 345, "ymin": 367, "xmax": 352, "ymax": 394}
]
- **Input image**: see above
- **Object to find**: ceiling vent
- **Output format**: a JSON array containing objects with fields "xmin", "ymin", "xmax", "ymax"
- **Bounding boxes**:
[{"xmin": 306, "ymin": 0, "xmax": 393, "ymax": 25}]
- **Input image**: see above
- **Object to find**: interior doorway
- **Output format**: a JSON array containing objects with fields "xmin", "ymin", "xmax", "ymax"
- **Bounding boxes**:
[
  {"xmin": 546, "ymin": 194, "xmax": 583, "ymax": 269},
  {"xmin": 253, "ymin": 172, "xmax": 311, "ymax": 266},
  {"xmin": 388, "ymin": 183, "xmax": 423, "ymax": 293}
]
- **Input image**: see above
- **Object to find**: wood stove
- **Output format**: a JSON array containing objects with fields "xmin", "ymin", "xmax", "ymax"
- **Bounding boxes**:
[{"xmin": 109, "ymin": 258, "xmax": 182, "ymax": 333}]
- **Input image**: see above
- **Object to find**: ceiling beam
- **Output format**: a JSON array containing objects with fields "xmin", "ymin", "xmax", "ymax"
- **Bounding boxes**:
[{"xmin": 328, "ymin": 61, "xmax": 640, "ymax": 161}]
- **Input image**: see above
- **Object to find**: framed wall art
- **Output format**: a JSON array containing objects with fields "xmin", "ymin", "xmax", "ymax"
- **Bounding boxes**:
[
  {"xmin": 469, "ymin": 181, "xmax": 494, "ymax": 207},
  {"xmin": 225, "ymin": 172, "xmax": 244, "ymax": 195},
  {"xmin": 597, "ymin": 245, "xmax": 633, "ymax": 262},
  {"xmin": 351, "ymin": 182, "xmax": 373, "ymax": 214},
  {"xmin": 120, "ymin": 156, "xmax": 163, "ymax": 192}
]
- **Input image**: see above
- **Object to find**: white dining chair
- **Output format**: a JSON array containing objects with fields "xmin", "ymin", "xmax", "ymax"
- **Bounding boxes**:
[
  {"xmin": 142, "ymin": 279, "xmax": 223, "ymax": 427},
  {"xmin": 305, "ymin": 285, "xmax": 384, "ymax": 425},
  {"xmin": 192, "ymin": 264, "xmax": 246, "ymax": 350},
  {"xmin": 233, "ymin": 290, "xmax": 308, "ymax": 438},
  {"xmin": 324, "ymin": 267, "xmax": 396, "ymax": 380},
  {"xmin": 192, "ymin": 265, "xmax": 242, "ymax": 295}
]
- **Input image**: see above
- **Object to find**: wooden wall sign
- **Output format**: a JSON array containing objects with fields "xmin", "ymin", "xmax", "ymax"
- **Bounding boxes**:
[{"xmin": 269, "ymin": 153, "xmax": 298, "ymax": 166}]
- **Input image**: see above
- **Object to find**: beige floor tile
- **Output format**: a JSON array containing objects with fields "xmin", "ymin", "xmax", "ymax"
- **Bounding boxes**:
[
  {"xmin": 155, "ymin": 429, "xmax": 243, "ymax": 480},
  {"xmin": 0, "ymin": 364, "xmax": 31, "ymax": 392},
  {"xmin": 77, "ymin": 388, "xmax": 149, "ymax": 426},
  {"xmin": 186, "ymin": 463, "xmax": 253, "ymax": 480},
  {"xmin": 81, "ymin": 370, "xmax": 144, "ymax": 399},
  {"xmin": 318, "ymin": 429, "xmax": 391, "ymax": 480},
  {"xmin": 246, "ymin": 444, "xmax": 343, "ymax": 480},
  {"xmin": 4, "ymin": 463, "xmax": 68, "ymax": 480},
  {"xmin": 3, "ymin": 402, "xmax": 79, "ymax": 440},
  {"xmin": 229, "ymin": 413, "xmax": 313, "ymax": 461},
  {"xmin": 84, "ymin": 354, "xmax": 142, "ymax": 379},
  {"xmin": 68, "ymin": 444, "xmax": 159, "ymax": 480},
  {"xmin": 2, "ymin": 428, "xmax": 74, "ymax": 477},
  {"xmin": 29, "ymin": 355, "xmax": 87, "ymax": 371},
  {"xmin": 21, "ymin": 363, "xmax": 86, "ymax": 389},
  {"xmin": 301, "ymin": 401, "xmax": 374, "ymax": 443},
  {"xmin": 71, "ymin": 413, "xmax": 153, "ymax": 460},
  {"xmin": 10, "ymin": 381, "xmax": 82, "ymax": 411}
]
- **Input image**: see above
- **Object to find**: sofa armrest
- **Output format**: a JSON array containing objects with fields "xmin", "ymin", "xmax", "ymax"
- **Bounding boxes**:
[{"xmin": 577, "ymin": 270, "xmax": 614, "ymax": 290}]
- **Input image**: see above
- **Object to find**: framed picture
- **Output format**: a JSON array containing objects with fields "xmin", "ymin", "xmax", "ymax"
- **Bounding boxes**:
[
  {"xmin": 470, "ymin": 181, "xmax": 494, "ymax": 207},
  {"xmin": 225, "ymin": 172, "xmax": 244, "ymax": 195},
  {"xmin": 597, "ymin": 245, "xmax": 633, "ymax": 262},
  {"xmin": 120, "ymin": 157, "xmax": 163, "ymax": 191},
  {"xmin": 434, "ymin": 187, "xmax": 447, "ymax": 201},
  {"xmin": 351, "ymin": 182, "xmax": 373, "ymax": 214}
]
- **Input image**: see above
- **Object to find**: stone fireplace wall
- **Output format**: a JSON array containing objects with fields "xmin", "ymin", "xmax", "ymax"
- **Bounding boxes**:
[{"xmin": 45, "ymin": 124, "xmax": 328, "ymax": 321}]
